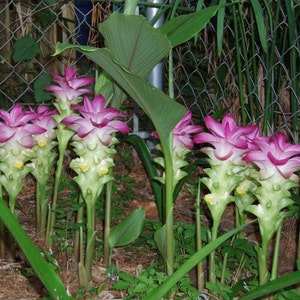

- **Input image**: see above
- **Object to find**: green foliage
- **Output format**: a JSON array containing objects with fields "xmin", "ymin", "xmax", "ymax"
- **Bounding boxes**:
[
  {"xmin": 159, "ymin": 5, "xmax": 219, "ymax": 47},
  {"xmin": 113, "ymin": 266, "xmax": 198, "ymax": 299},
  {"xmin": 109, "ymin": 208, "xmax": 145, "ymax": 249},
  {"xmin": 206, "ymin": 281, "xmax": 233, "ymax": 300},
  {"xmin": 240, "ymin": 271, "xmax": 300, "ymax": 300},
  {"xmin": 144, "ymin": 222, "xmax": 253, "ymax": 300},
  {"xmin": 13, "ymin": 35, "xmax": 40, "ymax": 62}
]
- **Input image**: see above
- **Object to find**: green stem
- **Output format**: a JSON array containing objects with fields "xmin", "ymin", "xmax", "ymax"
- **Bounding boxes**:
[
  {"xmin": 168, "ymin": 50, "xmax": 174, "ymax": 100},
  {"xmin": 103, "ymin": 180, "xmax": 112, "ymax": 267},
  {"xmin": 232, "ymin": 2, "xmax": 246, "ymax": 124},
  {"xmin": 85, "ymin": 202, "xmax": 96, "ymax": 283},
  {"xmin": 209, "ymin": 219, "xmax": 220, "ymax": 283},
  {"xmin": 258, "ymin": 237, "xmax": 270, "ymax": 286},
  {"xmin": 221, "ymin": 252, "xmax": 228, "ymax": 289},
  {"xmin": 36, "ymin": 183, "xmax": 41, "ymax": 234},
  {"xmin": 46, "ymin": 153, "xmax": 63, "ymax": 246},
  {"xmin": 262, "ymin": 1, "xmax": 280, "ymax": 135},
  {"xmin": 237, "ymin": 3, "xmax": 253, "ymax": 123},
  {"xmin": 8, "ymin": 194, "xmax": 17, "ymax": 216},
  {"xmin": 164, "ymin": 140, "xmax": 174, "ymax": 276},
  {"xmin": 196, "ymin": 179, "xmax": 204, "ymax": 291},
  {"xmin": 271, "ymin": 223, "xmax": 282, "ymax": 281},
  {"xmin": 124, "ymin": 0, "xmax": 138, "ymax": 15},
  {"xmin": 46, "ymin": 126, "xmax": 73, "ymax": 247},
  {"xmin": 74, "ymin": 194, "xmax": 84, "ymax": 262},
  {"xmin": 36, "ymin": 181, "xmax": 48, "ymax": 235}
]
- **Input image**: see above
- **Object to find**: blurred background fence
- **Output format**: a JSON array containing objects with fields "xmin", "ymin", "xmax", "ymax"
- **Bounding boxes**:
[{"xmin": 0, "ymin": 0, "xmax": 299, "ymax": 141}]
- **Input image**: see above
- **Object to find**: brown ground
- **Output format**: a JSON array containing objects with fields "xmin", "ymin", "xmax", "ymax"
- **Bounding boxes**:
[{"xmin": 0, "ymin": 147, "xmax": 298, "ymax": 299}]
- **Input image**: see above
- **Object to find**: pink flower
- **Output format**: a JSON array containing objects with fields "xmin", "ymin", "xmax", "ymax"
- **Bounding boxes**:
[
  {"xmin": 244, "ymin": 132, "xmax": 300, "ymax": 179},
  {"xmin": 0, "ymin": 104, "xmax": 45, "ymax": 148},
  {"xmin": 62, "ymin": 94, "xmax": 129, "ymax": 145},
  {"xmin": 193, "ymin": 113, "xmax": 260, "ymax": 161},
  {"xmin": 30, "ymin": 105, "xmax": 58, "ymax": 146},
  {"xmin": 152, "ymin": 111, "xmax": 203, "ymax": 149},
  {"xmin": 45, "ymin": 67, "xmax": 94, "ymax": 103}
]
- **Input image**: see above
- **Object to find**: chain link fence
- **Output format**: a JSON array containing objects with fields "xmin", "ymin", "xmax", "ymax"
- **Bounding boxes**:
[{"xmin": 0, "ymin": 1, "xmax": 299, "ymax": 141}]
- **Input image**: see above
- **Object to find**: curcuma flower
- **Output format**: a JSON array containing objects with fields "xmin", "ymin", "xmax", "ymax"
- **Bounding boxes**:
[
  {"xmin": 153, "ymin": 111, "xmax": 202, "ymax": 150},
  {"xmin": 243, "ymin": 132, "xmax": 300, "ymax": 245},
  {"xmin": 63, "ymin": 94, "xmax": 130, "ymax": 147},
  {"xmin": 244, "ymin": 132, "xmax": 300, "ymax": 180},
  {"xmin": 0, "ymin": 104, "xmax": 45, "ymax": 149},
  {"xmin": 30, "ymin": 105, "xmax": 58, "ymax": 147},
  {"xmin": 152, "ymin": 111, "xmax": 203, "ymax": 188},
  {"xmin": 62, "ymin": 94, "xmax": 129, "ymax": 204},
  {"xmin": 27, "ymin": 105, "xmax": 58, "ymax": 234},
  {"xmin": 193, "ymin": 113, "xmax": 259, "ymax": 163},
  {"xmin": 193, "ymin": 114, "xmax": 260, "ymax": 233},
  {"xmin": 0, "ymin": 104, "xmax": 46, "ymax": 212},
  {"xmin": 46, "ymin": 67, "xmax": 94, "ymax": 104},
  {"xmin": 45, "ymin": 67, "xmax": 94, "ymax": 117},
  {"xmin": 29, "ymin": 105, "xmax": 58, "ymax": 182}
]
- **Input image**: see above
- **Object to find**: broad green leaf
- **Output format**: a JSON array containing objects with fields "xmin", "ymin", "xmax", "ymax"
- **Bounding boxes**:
[
  {"xmin": 159, "ymin": 6, "xmax": 219, "ymax": 47},
  {"xmin": 240, "ymin": 271, "xmax": 300, "ymax": 300},
  {"xmin": 0, "ymin": 197, "xmax": 72, "ymax": 300},
  {"xmin": 109, "ymin": 208, "xmax": 145, "ymax": 248},
  {"xmin": 98, "ymin": 12, "xmax": 171, "ymax": 108},
  {"xmin": 144, "ymin": 221, "xmax": 255, "ymax": 299},
  {"xmin": 54, "ymin": 43, "xmax": 186, "ymax": 143},
  {"xmin": 94, "ymin": 71, "xmax": 114, "ymax": 102},
  {"xmin": 99, "ymin": 12, "xmax": 171, "ymax": 78},
  {"xmin": 13, "ymin": 35, "xmax": 40, "ymax": 62}
]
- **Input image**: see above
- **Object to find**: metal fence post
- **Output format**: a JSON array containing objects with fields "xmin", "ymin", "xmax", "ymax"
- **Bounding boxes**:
[
  {"xmin": 146, "ymin": 0, "xmax": 164, "ymax": 91},
  {"xmin": 132, "ymin": 0, "xmax": 164, "ymax": 148}
]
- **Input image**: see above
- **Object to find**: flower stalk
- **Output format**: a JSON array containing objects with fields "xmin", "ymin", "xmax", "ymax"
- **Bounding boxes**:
[
  {"xmin": 45, "ymin": 124, "xmax": 74, "ymax": 246},
  {"xmin": 45, "ymin": 67, "xmax": 94, "ymax": 246},
  {"xmin": 194, "ymin": 113, "xmax": 260, "ymax": 284},
  {"xmin": 153, "ymin": 111, "xmax": 202, "ymax": 276},
  {"xmin": 62, "ymin": 94, "xmax": 129, "ymax": 285}
]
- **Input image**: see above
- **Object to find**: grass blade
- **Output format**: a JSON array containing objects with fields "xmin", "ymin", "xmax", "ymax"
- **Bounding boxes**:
[
  {"xmin": 240, "ymin": 271, "xmax": 300, "ymax": 300},
  {"xmin": 0, "ymin": 197, "xmax": 72, "ymax": 300}
]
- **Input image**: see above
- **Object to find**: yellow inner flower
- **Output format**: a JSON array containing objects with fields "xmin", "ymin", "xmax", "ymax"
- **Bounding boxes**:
[
  {"xmin": 38, "ymin": 138, "xmax": 47, "ymax": 147},
  {"xmin": 14, "ymin": 161, "xmax": 23, "ymax": 169},
  {"xmin": 99, "ymin": 167, "xmax": 109, "ymax": 175},
  {"xmin": 236, "ymin": 186, "xmax": 246, "ymax": 195},
  {"xmin": 204, "ymin": 194, "xmax": 214, "ymax": 204},
  {"xmin": 79, "ymin": 162, "xmax": 89, "ymax": 172}
]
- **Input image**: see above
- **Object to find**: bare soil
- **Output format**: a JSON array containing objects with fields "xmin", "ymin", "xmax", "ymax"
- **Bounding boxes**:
[{"xmin": 0, "ymin": 148, "xmax": 298, "ymax": 299}]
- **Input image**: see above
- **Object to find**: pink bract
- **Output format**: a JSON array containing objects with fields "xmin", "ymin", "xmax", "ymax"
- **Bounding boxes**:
[
  {"xmin": 45, "ymin": 67, "xmax": 94, "ymax": 103},
  {"xmin": 62, "ymin": 95, "xmax": 129, "ymax": 145},
  {"xmin": 0, "ymin": 104, "xmax": 45, "ymax": 148},
  {"xmin": 244, "ymin": 132, "xmax": 300, "ymax": 179},
  {"xmin": 193, "ymin": 113, "xmax": 260, "ymax": 161},
  {"xmin": 30, "ymin": 105, "xmax": 58, "ymax": 140},
  {"xmin": 152, "ymin": 111, "xmax": 203, "ymax": 149}
]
